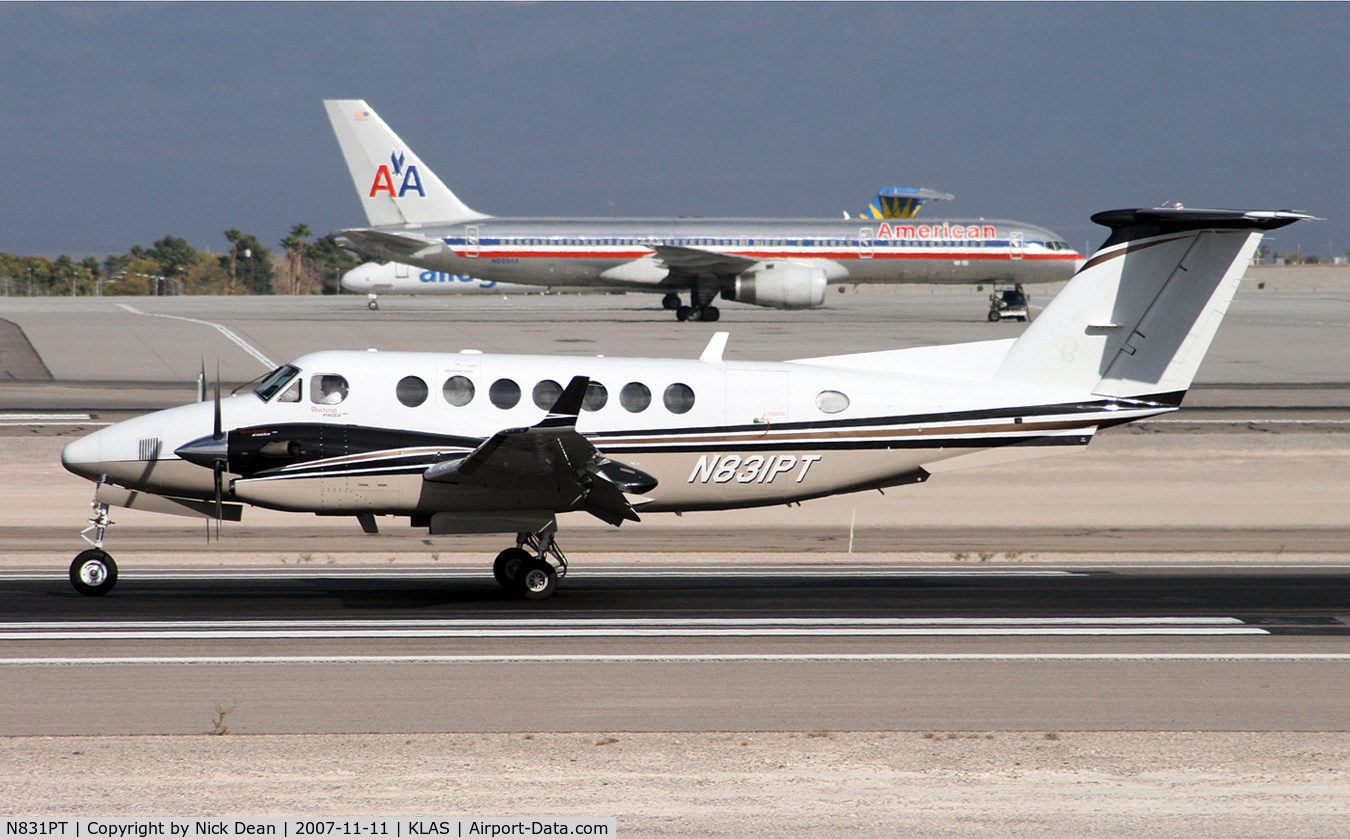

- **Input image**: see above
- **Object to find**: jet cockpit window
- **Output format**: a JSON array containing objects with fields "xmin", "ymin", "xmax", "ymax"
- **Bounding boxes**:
[
  {"xmin": 620, "ymin": 382, "xmax": 651, "ymax": 413},
  {"xmin": 277, "ymin": 378, "xmax": 301, "ymax": 403},
  {"xmin": 533, "ymin": 380, "xmax": 562, "ymax": 410},
  {"xmin": 396, "ymin": 376, "xmax": 428, "ymax": 408},
  {"xmin": 663, "ymin": 383, "xmax": 695, "ymax": 414},
  {"xmin": 443, "ymin": 375, "xmax": 475, "ymax": 407},
  {"xmin": 254, "ymin": 365, "xmax": 300, "ymax": 402},
  {"xmin": 311, "ymin": 374, "xmax": 349, "ymax": 405},
  {"xmin": 816, "ymin": 390, "xmax": 850, "ymax": 414},
  {"xmin": 490, "ymin": 378, "xmax": 521, "ymax": 409}
]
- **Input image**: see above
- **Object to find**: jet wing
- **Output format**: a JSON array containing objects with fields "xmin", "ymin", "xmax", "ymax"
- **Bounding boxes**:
[
  {"xmin": 650, "ymin": 244, "xmax": 760, "ymax": 276},
  {"xmin": 422, "ymin": 376, "xmax": 658, "ymax": 526},
  {"xmin": 338, "ymin": 228, "xmax": 442, "ymax": 260}
]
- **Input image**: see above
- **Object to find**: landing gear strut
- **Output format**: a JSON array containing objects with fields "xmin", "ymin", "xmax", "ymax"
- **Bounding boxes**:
[
  {"xmin": 673, "ymin": 287, "xmax": 719, "ymax": 323},
  {"xmin": 493, "ymin": 524, "xmax": 567, "ymax": 600},
  {"xmin": 72, "ymin": 498, "xmax": 118, "ymax": 596}
]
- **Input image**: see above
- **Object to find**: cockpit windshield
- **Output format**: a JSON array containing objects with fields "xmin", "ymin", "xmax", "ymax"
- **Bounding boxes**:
[{"xmin": 254, "ymin": 364, "xmax": 300, "ymax": 402}]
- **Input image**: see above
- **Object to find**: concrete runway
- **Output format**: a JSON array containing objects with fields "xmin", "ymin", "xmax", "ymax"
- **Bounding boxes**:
[{"xmin": 2, "ymin": 289, "xmax": 1349, "ymax": 739}]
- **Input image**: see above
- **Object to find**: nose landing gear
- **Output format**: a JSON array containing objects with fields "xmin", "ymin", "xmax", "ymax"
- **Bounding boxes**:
[{"xmin": 71, "ymin": 498, "xmax": 118, "ymax": 596}]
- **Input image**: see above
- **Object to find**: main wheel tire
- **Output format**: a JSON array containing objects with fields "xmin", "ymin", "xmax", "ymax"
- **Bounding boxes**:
[
  {"xmin": 662, "ymin": 293, "xmax": 681, "ymax": 310},
  {"xmin": 368, "ymin": 300, "xmax": 379, "ymax": 310},
  {"xmin": 493, "ymin": 548, "xmax": 531, "ymax": 589},
  {"xmin": 701, "ymin": 306, "xmax": 720, "ymax": 322},
  {"xmin": 70, "ymin": 549, "xmax": 117, "ymax": 596},
  {"xmin": 516, "ymin": 558, "xmax": 558, "ymax": 600},
  {"xmin": 676, "ymin": 305, "xmax": 695, "ymax": 322}
]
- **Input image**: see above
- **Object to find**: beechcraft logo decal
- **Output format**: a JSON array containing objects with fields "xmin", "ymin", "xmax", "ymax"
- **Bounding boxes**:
[{"xmin": 368, "ymin": 149, "xmax": 426, "ymax": 199}]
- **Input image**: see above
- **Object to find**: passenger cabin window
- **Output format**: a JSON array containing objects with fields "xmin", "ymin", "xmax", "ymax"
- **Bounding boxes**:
[
  {"xmin": 277, "ymin": 379, "xmax": 301, "ymax": 403},
  {"xmin": 620, "ymin": 382, "xmax": 651, "ymax": 413},
  {"xmin": 443, "ymin": 375, "xmax": 475, "ymax": 407},
  {"xmin": 254, "ymin": 364, "xmax": 299, "ymax": 402},
  {"xmin": 583, "ymin": 381, "xmax": 607, "ymax": 412},
  {"xmin": 311, "ymin": 374, "xmax": 349, "ymax": 405},
  {"xmin": 816, "ymin": 390, "xmax": 850, "ymax": 414},
  {"xmin": 533, "ymin": 380, "xmax": 562, "ymax": 410},
  {"xmin": 490, "ymin": 378, "xmax": 521, "ymax": 409},
  {"xmin": 663, "ymin": 383, "xmax": 695, "ymax": 414},
  {"xmin": 396, "ymin": 376, "xmax": 428, "ymax": 407}
]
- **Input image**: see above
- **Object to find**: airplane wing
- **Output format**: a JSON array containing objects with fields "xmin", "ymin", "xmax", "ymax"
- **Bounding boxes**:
[
  {"xmin": 422, "ymin": 376, "xmax": 658, "ymax": 526},
  {"xmin": 650, "ymin": 244, "xmax": 760, "ymax": 276},
  {"xmin": 338, "ymin": 228, "xmax": 442, "ymax": 260}
]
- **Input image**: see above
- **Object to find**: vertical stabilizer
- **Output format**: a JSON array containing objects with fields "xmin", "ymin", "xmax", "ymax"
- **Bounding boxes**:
[
  {"xmin": 323, "ymin": 99, "xmax": 488, "ymax": 227},
  {"xmin": 995, "ymin": 209, "xmax": 1311, "ymax": 401}
]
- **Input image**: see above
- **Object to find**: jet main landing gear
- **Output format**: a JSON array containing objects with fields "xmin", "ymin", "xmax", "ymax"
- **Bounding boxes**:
[{"xmin": 493, "ymin": 526, "xmax": 567, "ymax": 600}]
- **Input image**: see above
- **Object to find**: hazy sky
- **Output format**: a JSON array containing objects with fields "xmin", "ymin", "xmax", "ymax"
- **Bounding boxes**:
[{"xmin": 4, "ymin": 2, "xmax": 1348, "ymax": 260}]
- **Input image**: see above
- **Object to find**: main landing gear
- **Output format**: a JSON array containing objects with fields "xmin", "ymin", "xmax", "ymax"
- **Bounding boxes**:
[
  {"xmin": 492, "ymin": 525, "xmax": 567, "ymax": 600},
  {"xmin": 71, "ymin": 499, "xmax": 118, "ymax": 596},
  {"xmin": 668, "ymin": 290, "xmax": 719, "ymax": 323}
]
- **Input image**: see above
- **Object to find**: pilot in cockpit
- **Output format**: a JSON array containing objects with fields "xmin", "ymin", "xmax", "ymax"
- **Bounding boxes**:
[{"xmin": 314, "ymin": 375, "xmax": 348, "ymax": 405}]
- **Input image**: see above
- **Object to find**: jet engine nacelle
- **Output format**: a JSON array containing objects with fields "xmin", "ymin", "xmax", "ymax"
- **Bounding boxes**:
[{"xmin": 728, "ymin": 264, "xmax": 828, "ymax": 310}]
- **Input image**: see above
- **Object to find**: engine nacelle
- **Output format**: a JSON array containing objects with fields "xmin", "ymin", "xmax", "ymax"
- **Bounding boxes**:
[{"xmin": 727, "ymin": 263, "xmax": 828, "ymax": 309}]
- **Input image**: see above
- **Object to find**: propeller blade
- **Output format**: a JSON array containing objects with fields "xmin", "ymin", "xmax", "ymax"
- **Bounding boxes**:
[
  {"xmin": 213, "ymin": 362, "xmax": 223, "ymax": 441},
  {"xmin": 197, "ymin": 357, "xmax": 207, "ymax": 403},
  {"xmin": 213, "ymin": 461, "xmax": 224, "ymax": 522}
]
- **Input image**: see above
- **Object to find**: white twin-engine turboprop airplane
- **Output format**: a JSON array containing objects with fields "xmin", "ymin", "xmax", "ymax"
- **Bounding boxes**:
[{"xmin": 60, "ymin": 207, "xmax": 1309, "ymax": 599}]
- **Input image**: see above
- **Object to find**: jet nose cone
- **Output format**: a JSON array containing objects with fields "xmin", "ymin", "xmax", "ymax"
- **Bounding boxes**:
[
  {"xmin": 61, "ymin": 432, "xmax": 103, "ymax": 479},
  {"xmin": 175, "ymin": 435, "xmax": 228, "ymax": 469},
  {"xmin": 341, "ymin": 263, "xmax": 377, "ymax": 292}
]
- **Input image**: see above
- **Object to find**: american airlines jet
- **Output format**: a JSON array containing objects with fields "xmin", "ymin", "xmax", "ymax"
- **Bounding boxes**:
[{"xmin": 325, "ymin": 100, "xmax": 1084, "ymax": 322}]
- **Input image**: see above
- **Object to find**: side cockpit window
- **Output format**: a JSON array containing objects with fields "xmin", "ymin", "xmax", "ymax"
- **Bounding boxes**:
[
  {"xmin": 277, "ymin": 379, "xmax": 301, "ymax": 403},
  {"xmin": 254, "ymin": 364, "xmax": 300, "ymax": 402},
  {"xmin": 311, "ymin": 374, "xmax": 349, "ymax": 405}
]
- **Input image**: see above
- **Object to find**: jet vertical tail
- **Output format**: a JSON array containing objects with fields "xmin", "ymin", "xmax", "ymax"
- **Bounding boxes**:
[
  {"xmin": 323, "ymin": 99, "xmax": 488, "ymax": 227},
  {"xmin": 995, "ymin": 208, "xmax": 1312, "ymax": 402}
]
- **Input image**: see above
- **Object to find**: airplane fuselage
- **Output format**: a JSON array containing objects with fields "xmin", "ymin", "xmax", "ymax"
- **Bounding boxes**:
[{"xmin": 347, "ymin": 216, "xmax": 1082, "ymax": 291}]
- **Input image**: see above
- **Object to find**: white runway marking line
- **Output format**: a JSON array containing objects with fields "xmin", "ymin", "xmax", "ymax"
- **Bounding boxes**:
[
  {"xmin": 0, "ymin": 617, "xmax": 1269, "ymax": 639},
  {"xmin": 0, "ymin": 413, "xmax": 111, "ymax": 427},
  {"xmin": 4, "ymin": 653, "xmax": 1347, "ymax": 666},
  {"xmin": 117, "ymin": 304, "xmax": 275, "ymax": 370}
]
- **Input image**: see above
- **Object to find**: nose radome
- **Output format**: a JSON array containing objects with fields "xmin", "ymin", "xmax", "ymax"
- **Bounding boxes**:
[{"xmin": 61, "ymin": 431, "xmax": 103, "ymax": 479}]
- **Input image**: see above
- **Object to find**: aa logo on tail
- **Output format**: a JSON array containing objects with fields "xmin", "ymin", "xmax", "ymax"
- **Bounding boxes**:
[{"xmin": 368, "ymin": 150, "xmax": 425, "ymax": 199}]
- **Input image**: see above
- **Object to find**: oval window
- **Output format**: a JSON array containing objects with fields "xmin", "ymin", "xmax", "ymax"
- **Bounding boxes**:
[
  {"xmin": 620, "ymin": 382, "xmax": 651, "ymax": 413},
  {"xmin": 583, "ymin": 381, "xmax": 608, "ymax": 412},
  {"xmin": 489, "ymin": 378, "xmax": 521, "ymax": 409},
  {"xmin": 396, "ymin": 376, "xmax": 428, "ymax": 407},
  {"xmin": 310, "ymin": 374, "xmax": 349, "ymax": 405},
  {"xmin": 533, "ymin": 379, "xmax": 562, "ymax": 410},
  {"xmin": 663, "ymin": 383, "xmax": 695, "ymax": 414},
  {"xmin": 816, "ymin": 390, "xmax": 850, "ymax": 414},
  {"xmin": 442, "ymin": 375, "xmax": 475, "ymax": 407}
]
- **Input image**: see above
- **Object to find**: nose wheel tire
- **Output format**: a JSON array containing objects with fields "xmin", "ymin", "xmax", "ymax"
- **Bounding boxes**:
[
  {"xmin": 516, "ymin": 558, "xmax": 559, "ymax": 600},
  {"xmin": 70, "ymin": 549, "xmax": 117, "ymax": 596},
  {"xmin": 493, "ymin": 547, "xmax": 531, "ymax": 588},
  {"xmin": 368, "ymin": 300, "xmax": 379, "ymax": 310}
]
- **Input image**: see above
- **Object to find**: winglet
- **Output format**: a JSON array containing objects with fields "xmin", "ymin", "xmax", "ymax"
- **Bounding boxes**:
[
  {"xmin": 536, "ymin": 376, "xmax": 590, "ymax": 428},
  {"xmin": 700, "ymin": 332, "xmax": 729, "ymax": 363}
]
